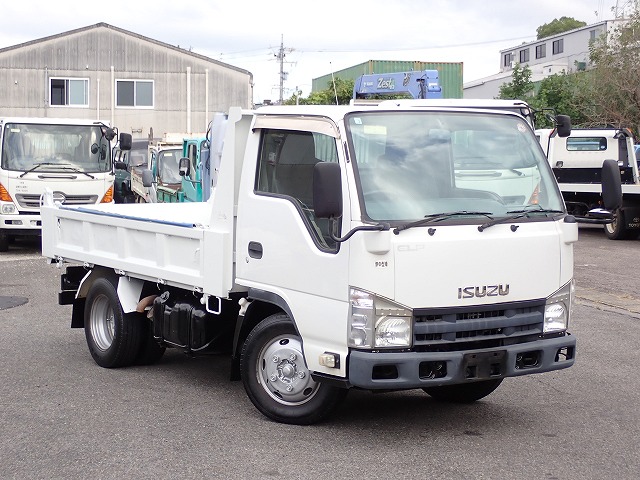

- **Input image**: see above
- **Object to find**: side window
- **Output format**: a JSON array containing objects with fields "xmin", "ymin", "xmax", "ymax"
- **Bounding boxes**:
[
  {"xmin": 256, "ymin": 129, "xmax": 339, "ymax": 251},
  {"xmin": 188, "ymin": 143, "xmax": 198, "ymax": 178}
]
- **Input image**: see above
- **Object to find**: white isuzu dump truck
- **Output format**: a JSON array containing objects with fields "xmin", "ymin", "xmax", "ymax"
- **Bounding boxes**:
[{"xmin": 41, "ymin": 103, "xmax": 620, "ymax": 424}]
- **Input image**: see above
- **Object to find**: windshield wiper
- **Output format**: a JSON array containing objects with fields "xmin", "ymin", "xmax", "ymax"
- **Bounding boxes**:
[
  {"xmin": 478, "ymin": 207, "xmax": 564, "ymax": 232},
  {"xmin": 54, "ymin": 164, "xmax": 95, "ymax": 179},
  {"xmin": 19, "ymin": 162, "xmax": 95, "ymax": 179},
  {"xmin": 19, "ymin": 162, "xmax": 57, "ymax": 178},
  {"xmin": 393, "ymin": 211, "xmax": 494, "ymax": 234}
]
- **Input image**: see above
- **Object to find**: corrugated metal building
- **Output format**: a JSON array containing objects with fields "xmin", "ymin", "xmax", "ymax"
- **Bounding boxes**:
[
  {"xmin": 312, "ymin": 60, "xmax": 463, "ymax": 99},
  {"xmin": 0, "ymin": 23, "xmax": 253, "ymax": 138}
]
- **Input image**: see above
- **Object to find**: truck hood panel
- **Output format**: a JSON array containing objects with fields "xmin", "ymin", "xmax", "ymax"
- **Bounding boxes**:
[{"xmin": 391, "ymin": 224, "xmax": 561, "ymax": 308}]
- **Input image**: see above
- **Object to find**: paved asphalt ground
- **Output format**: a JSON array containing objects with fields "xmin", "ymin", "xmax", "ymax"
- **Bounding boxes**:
[{"xmin": 0, "ymin": 229, "xmax": 638, "ymax": 480}]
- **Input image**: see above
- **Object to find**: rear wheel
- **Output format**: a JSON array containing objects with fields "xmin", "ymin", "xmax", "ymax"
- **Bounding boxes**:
[
  {"xmin": 423, "ymin": 379, "xmax": 503, "ymax": 403},
  {"xmin": 240, "ymin": 313, "xmax": 347, "ymax": 424},
  {"xmin": 84, "ymin": 277, "xmax": 143, "ymax": 368}
]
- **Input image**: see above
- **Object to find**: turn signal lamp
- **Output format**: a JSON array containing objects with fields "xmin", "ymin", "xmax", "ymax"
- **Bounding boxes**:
[
  {"xmin": 100, "ymin": 185, "xmax": 114, "ymax": 203},
  {"xmin": 0, "ymin": 183, "xmax": 13, "ymax": 202},
  {"xmin": 319, "ymin": 352, "xmax": 340, "ymax": 368}
]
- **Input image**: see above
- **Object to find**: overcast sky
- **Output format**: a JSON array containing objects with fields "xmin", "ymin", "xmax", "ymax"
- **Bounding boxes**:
[{"xmin": 0, "ymin": 0, "xmax": 628, "ymax": 102}]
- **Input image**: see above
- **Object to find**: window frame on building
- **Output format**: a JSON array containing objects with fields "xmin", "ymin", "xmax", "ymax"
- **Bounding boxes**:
[
  {"xmin": 49, "ymin": 77, "xmax": 89, "ymax": 108},
  {"xmin": 535, "ymin": 44, "xmax": 546, "ymax": 59},
  {"xmin": 503, "ymin": 52, "xmax": 514, "ymax": 68},
  {"xmin": 115, "ymin": 79, "xmax": 154, "ymax": 109},
  {"xmin": 519, "ymin": 48, "xmax": 530, "ymax": 63},
  {"xmin": 552, "ymin": 39, "xmax": 564, "ymax": 55}
]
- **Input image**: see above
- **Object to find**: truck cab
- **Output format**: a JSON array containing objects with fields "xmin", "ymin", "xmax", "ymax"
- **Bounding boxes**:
[
  {"xmin": 537, "ymin": 127, "xmax": 640, "ymax": 239},
  {"xmin": 179, "ymin": 137, "xmax": 210, "ymax": 202},
  {"xmin": 113, "ymin": 139, "xmax": 148, "ymax": 203},
  {"xmin": 0, "ymin": 117, "xmax": 129, "ymax": 251}
]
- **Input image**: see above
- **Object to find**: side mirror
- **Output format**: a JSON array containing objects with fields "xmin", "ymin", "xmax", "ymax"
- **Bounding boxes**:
[
  {"xmin": 179, "ymin": 157, "xmax": 190, "ymax": 177},
  {"xmin": 119, "ymin": 133, "xmax": 132, "ymax": 151},
  {"xmin": 104, "ymin": 128, "xmax": 116, "ymax": 141},
  {"xmin": 555, "ymin": 115, "xmax": 571, "ymax": 138},
  {"xmin": 601, "ymin": 158, "xmax": 622, "ymax": 211},
  {"xmin": 141, "ymin": 169, "xmax": 154, "ymax": 188},
  {"xmin": 313, "ymin": 162, "xmax": 342, "ymax": 219},
  {"xmin": 574, "ymin": 159, "xmax": 623, "ymax": 224}
]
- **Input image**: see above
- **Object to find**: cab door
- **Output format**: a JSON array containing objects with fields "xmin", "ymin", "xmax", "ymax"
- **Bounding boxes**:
[{"xmin": 235, "ymin": 123, "xmax": 351, "ymax": 363}]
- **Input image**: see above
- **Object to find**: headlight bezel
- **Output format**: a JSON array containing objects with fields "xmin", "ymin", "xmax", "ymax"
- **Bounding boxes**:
[
  {"xmin": 544, "ymin": 280, "xmax": 574, "ymax": 333},
  {"xmin": 348, "ymin": 287, "xmax": 413, "ymax": 349}
]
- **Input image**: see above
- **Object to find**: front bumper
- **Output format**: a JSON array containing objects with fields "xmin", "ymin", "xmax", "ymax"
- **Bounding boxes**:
[
  {"xmin": 348, "ymin": 334, "xmax": 575, "ymax": 389},
  {"xmin": 0, "ymin": 213, "xmax": 42, "ymax": 233}
]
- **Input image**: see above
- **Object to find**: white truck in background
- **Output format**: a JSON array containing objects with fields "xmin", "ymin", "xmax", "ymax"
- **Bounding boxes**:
[
  {"xmin": 0, "ymin": 117, "xmax": 131, "ymax": 251},
  {"xmin": 537, "ymin": 127, "xmax": 640, "ymax": 240},
  {"xmin": 41, "ymin": 103, "xmax": 620, "ymax": 424}
]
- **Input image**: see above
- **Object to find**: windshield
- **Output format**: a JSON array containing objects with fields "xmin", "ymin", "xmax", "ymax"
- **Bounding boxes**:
[
  {"xmin": 346, "ymin": 111, "xmax": 564, "ymax": 223},
  {"xmin": 157, "ymin": 148, "xmax": 182, "ymax": 184},
  {"xmin": 1, "ymin": 123, "xmax": 112, "ymax": 173}
]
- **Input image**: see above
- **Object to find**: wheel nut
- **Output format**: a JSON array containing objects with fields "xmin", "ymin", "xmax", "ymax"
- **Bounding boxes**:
[
  {"xmin": 270, "ymin": 374, "xmax": 277, "ymax": 382},
  {"xmin": 298, "ymin": 371, "xmax": 305, "ymax": 379},
  {"xmin": 286, "ymin": 385, "xmax": 294, "ymax": 392},
  {"xmin": 289, "ymin": 354, "xmax": 297, "ymax": 361},
  {"xmin": 272, "ymin": 355, "xmax": 279, "ymax": 363}
]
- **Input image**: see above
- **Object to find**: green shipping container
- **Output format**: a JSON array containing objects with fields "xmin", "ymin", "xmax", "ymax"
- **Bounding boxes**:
[{"xmin": 312, "ymin": 60, "xmax": 463, "ymax": 99}]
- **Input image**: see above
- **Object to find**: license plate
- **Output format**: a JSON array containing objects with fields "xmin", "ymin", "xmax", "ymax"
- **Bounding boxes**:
[{"xmin": 463, "ymin": 350, "xmax": 506, "ymax": 379}]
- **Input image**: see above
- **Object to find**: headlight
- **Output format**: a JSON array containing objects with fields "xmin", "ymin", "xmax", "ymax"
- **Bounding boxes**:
[
  {"xmin": 1, "ymin": 203, "xmax": 17, "ymax": 214},
  {"xmin": 544, "ymin": 280, "xmax": 574, "ymax": 333},
  {"xmin": 348, "ymin": 288, "xmax": 412, "ymax": 349}
]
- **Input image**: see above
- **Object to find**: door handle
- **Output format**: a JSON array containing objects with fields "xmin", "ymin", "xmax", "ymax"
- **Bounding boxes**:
[{"xmin": 248, "ymin": 241, "xmax": 263, "ymax": 259}]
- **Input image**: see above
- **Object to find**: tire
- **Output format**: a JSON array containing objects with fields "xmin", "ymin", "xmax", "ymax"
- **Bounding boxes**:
[
  {"xmin": 604, "ymin": 208, "xmax": 633, "ymax": 240},
  {"xmin": 135, "ymin": 314, "xmax": 166, "ymax": 365},
  {"xmin": 0, "ymin": 232, "xmax": 9, "ymax": 252},
  {"xmin": 240, "ymin": 313, "xmax": 347, "ymax": 425},
  {"xmin": 423, "ymin": 378, "xmax": 503, "ymax": 403},
  {"xmin": 84, "ymin": 277, "xmax": 143, "ymax": 368}
]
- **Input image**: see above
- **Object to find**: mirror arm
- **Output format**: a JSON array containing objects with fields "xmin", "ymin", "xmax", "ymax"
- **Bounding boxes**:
[{"xmin": 329, "ymin": 221, "xmax": 390, "ymax": 243}]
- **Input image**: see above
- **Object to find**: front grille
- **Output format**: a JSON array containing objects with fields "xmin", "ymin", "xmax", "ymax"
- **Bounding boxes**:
[
  {"xmin": 413, "ymin": 301, "xmax": 544, "ymax": 352},
  {"xmin": 15, "ymin": 194, "xmax": 99, "ymax": 209}
]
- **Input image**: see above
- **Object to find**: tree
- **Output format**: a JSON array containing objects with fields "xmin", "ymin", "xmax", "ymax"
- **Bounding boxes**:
[
  {"xmin": 537, "ymin": 17, "xmax": 586, "ymax": 39},
  {"xmin": 529, "ymin": 72, "xmax": 592, "ymax": 128},
  {"xmin": 497, "ymin": 63, "xmax": 534, "ymax": 100},
  {"xmin": 587, "ymin": 7, "xmax": 640, "ymax": 134},
  {"xmin": 284, "ymin": 78, "xmax": 354, "ymax": 105}
]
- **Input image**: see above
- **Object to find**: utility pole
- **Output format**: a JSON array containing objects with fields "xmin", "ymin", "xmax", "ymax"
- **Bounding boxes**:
[{"xmin": 274, "ymin": 35, "xmax": 294, "ymax": 104}]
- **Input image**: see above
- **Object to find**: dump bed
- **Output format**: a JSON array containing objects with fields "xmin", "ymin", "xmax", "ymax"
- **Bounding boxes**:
[{"xmin": 40, "ymin": 195, "xmax": 233, "ymax": 297}]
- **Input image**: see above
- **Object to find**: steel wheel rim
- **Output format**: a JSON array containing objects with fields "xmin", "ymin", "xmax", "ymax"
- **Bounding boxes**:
[
  {"xmin": 256, "ymin": 334, "xmax": 320, "ymax": 405},
  {"xmin": 605, "ymin": 210, "xmax": 620, "ymax": 234},
  {"xmin": 90, "ymin": 293, "xmax": 115, "ymax": 351}
]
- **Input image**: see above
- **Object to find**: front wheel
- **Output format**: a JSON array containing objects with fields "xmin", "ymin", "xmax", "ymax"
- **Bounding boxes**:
[
  {"xmin": 84, "ymin": 277, "xmax": 143, "ymax": 368},
  {"xmin": 603, "ymin": 208, "xmax": 639, "ymax": 239},
  {"xmin": 604, "ymin": 208, "xmax": 626, "ymax": 239},
  {"xmin": 423, "ymin": 379, "xmax": 503, "ymax": 403},
  {"xmin": 240, "ymin": 313, "xmax": 347, "ymax": 425},
  {"xmin": 0, "ymin": 231, "xmax": 10, "ymax": 252}
]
